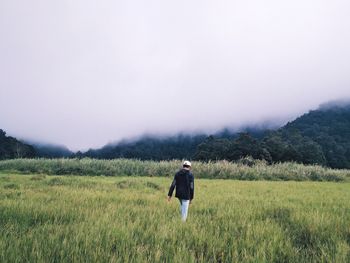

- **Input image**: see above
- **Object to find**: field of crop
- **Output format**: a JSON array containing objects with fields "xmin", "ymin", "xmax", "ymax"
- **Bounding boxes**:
[{"xmin": 1, "ymin": 171, "xmax": 349, "ymax": 262}]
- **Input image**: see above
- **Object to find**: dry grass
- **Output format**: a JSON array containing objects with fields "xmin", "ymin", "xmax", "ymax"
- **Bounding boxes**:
[{"xmin": 0, "ymin": 173, "xmax": 349, "ymax": 262}]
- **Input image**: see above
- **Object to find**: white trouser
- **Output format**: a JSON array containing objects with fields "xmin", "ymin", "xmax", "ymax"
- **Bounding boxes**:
[{"xmin": 179, "ymin": 199, "xmax": 190, "ymax": 221}]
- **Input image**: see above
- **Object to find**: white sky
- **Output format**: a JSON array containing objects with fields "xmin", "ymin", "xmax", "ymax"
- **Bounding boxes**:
[{"xmin": 1, "ymin": 0, "xmax": 350, "ymax": 150}]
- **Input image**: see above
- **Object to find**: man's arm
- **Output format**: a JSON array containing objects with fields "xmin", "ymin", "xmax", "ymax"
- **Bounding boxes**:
[
  {"xmin": 189, "ymin": 173, "xmax": 194, "ymax": 201},
  {"xmin": 167, "ymin": 175, "xmax": 176, "ymax": 200}
]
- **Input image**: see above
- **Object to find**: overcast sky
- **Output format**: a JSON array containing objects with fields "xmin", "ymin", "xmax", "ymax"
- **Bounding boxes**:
[{"xmin": 1, "ymin": 1, "xmax": 350, "ymax": 150}]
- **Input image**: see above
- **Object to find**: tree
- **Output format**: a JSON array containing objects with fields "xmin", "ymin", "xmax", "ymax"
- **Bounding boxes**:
[
  {"xmin": 227, "ymin": 133, "xmax": 271, "ymax": 161},
  {"xmin": 194, "ymin": 136, "xmax": 231, "ymax": 161}
]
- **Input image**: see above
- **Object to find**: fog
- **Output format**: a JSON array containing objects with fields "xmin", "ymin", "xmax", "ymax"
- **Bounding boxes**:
[{"xmin": 1, "ymin": 0, "xmax": 350, "ymax": 150}]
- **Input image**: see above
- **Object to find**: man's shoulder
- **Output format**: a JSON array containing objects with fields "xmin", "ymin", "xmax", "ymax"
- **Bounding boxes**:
[
  {"xmin": 176, "ymin": 169, "xmax": 188, "ymax": 175},
  {"xmin": 184, "ymin": 169, "xmax": 194, "ymax": 178},
  {"xmin": 175, "ymin": 169, "xmax": 183, "ymax": 176}
]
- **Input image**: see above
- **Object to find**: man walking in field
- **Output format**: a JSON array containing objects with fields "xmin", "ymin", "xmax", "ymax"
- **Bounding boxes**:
[{"xmin": 167, "ymin": 161, "xmax": 194, "ymax": 222}]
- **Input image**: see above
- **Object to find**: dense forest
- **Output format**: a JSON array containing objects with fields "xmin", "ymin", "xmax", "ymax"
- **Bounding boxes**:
[
  {"xmin": 1, "ymin": 102, "xmax": 350, "ymax": 168},
  {"xmin": 0, "ymin": 129, "xmax": 35, "ymax": 159}
]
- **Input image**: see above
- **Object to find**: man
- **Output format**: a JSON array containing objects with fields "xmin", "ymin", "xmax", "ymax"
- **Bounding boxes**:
[{"xmin": 167, "ymin": 160, "xmax": 194, "ymax": 222}]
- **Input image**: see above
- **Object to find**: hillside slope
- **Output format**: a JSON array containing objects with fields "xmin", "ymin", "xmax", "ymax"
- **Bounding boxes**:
[{"xmin": 283, "ymin": 103, "xmax": 350, "ymax": 168}]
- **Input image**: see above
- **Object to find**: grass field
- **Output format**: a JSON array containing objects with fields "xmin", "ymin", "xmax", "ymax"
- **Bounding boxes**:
[{"xmin": 1, "ymin": 172, "xmax": 349, "ymax": 262}]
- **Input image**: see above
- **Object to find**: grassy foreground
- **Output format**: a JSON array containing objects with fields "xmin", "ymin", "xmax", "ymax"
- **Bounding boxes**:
[{"xmin": 0, "ymin": 173, "xmax": 349, "ymax": 262}]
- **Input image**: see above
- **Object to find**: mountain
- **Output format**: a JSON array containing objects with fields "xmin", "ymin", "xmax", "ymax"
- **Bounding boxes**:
[{"xmin": 0, "ymin": 129, "xmax": 36, "ymax": 159}]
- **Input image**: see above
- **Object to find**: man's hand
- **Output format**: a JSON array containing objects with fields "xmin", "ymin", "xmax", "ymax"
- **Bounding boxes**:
[{"xmin": 167, "ymin": 196, "xmax": 171, "ymax": 202}]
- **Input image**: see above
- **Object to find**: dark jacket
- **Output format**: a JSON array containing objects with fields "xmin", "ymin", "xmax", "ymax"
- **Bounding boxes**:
[{"xmin": 168, "ymin": 169, "xmax": 194, "ymax": 200}]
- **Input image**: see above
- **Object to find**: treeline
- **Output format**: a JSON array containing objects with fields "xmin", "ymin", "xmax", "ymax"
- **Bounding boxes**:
[
  {"xmin": 84, "ymin": 135, "xmax": 207, "ymax": 160},
  {"xmin": 0, "ymin": 129, "xmax": 35, "ymax": 159},
  {"xmin": 195, "ymin": 131, "xmax": 326, "ymax": 165}
]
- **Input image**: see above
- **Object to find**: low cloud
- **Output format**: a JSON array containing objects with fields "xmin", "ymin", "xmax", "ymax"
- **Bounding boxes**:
[{"xmin": 1, "ymin": 0, "xmax": 350, "ymax": 150}]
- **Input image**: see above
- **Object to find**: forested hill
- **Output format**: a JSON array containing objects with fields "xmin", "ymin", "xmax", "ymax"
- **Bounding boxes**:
[
  {"xmin": 282, "ymin": 103, "xmax": 350, "ymax": 168},
  {"xmin": 83, "ymin": 102, "xmax": 350, "ymax": 168},
  {"xmin": 195, "ymin": 102, "xmax": 350, "ymax": 168},
  {"xmin": 0, "ymin": 129, "xmax": 35, "ymax": 159}
]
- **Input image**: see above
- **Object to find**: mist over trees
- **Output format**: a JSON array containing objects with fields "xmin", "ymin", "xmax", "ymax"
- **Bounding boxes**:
[
  {"xmin": 0, "ymin": 129, "xmax": 35, "ymax": 159},
  {"xmin": 83, "ymin": 102, "xmax": 350, "ymax": 169},
  {"xmin": 1, "ymin": 102, "xmax": 349, "ymax": 169}
]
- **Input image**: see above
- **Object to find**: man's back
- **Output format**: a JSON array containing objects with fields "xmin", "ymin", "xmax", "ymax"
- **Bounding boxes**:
[{"xmin": 168, "ymin": 168, "xmax": 194, "ymax": 200}]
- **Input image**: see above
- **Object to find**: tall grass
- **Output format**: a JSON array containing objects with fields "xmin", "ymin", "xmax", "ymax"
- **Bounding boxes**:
[
  {"xmin": 0, "ymin": 158, "xmax": 349, "ymax": 181},
  {"xmin": 0, "ymin": 174, "xmax": 349, "ymax": 262}
]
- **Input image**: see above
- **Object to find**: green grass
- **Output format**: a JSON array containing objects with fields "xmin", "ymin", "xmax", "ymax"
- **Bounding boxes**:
[
  {"xmin": 0, "ymin": 158, "xmax": 349, "ymax": 181},
  {"xmin": 1, "ymin": 173, "xmax": 349, "ymax": 262}
]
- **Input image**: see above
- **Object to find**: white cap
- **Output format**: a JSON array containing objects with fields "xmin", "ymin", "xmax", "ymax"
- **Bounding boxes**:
[{"xmin": 183, "ymin": 160, "xmax": 192, "ymax": 167}]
